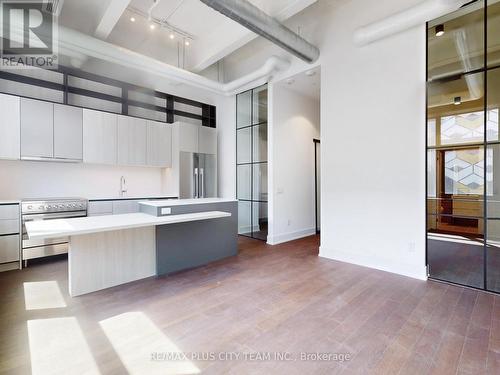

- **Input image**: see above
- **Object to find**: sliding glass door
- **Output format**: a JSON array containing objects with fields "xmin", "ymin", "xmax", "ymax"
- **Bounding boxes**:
[
  {"xmin": 236, "ymin": 85, "xmax": 268, "ymax": 240},
  {"xmin": 427, "ymin": 0, "xmax": 500, "ymax": 292}
]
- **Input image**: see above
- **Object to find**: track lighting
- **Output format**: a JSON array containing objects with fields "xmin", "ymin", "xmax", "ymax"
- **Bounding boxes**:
[{"xmin": 435, "ymin": 24, "xmax": 445, "ymax": 37}]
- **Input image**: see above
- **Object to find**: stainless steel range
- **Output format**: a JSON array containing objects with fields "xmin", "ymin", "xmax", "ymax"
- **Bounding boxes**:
[{"xmin": 21, "ymin": 198, "xmax": 88, "ymax": 266}]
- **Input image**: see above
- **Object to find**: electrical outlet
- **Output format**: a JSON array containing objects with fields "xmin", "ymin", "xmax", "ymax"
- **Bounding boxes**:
[{"xmin": 161, "ymin": 207, "xmax": 172, "ymax": 215}]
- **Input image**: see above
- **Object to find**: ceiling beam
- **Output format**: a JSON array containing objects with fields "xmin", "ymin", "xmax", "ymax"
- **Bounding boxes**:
[
  {"xmin": 190, "ymin": 0, "xmax": 317, "ymax": 72},
  {"xmin": 95, "ymin": 0, "xmax": 132, "ymax": 40}
]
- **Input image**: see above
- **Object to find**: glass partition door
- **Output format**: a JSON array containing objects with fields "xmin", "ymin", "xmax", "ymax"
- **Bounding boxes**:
[
  {"xmin": 236, "ymin": 85, "xmax": 268, "ymax": 240},
  {"xmin": 427, "ymin": 0, "xmax": 500, "ymax": 292}
]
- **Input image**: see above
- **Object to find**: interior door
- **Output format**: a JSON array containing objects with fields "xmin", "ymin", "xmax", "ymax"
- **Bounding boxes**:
[
  {"xmin": 427, "ymin": 146, "xmax": 485, "ymax": 288},
  {"xmin": 315, "ymin": 141, "xmax": 321, "ymax": 233}
]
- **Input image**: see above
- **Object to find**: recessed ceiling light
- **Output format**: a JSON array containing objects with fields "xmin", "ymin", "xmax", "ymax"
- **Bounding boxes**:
[
  {"xmin": 454, "ymin": 96, "xmax": 462, "ymax": 105},
  {"xmin": 150, "ymin": 24, "xmax": 156, "ymax": 30},
  {"xmin": 185, "ymin": 40, "xmax": 190, "ymax": 46},
  {"xmin": 169, "ymin": 33, "xmax": 175, "ymax": 39},
  {"xmin": 130, "ymin": 17, "xmax": 135, "ymax": 22},
  {"xmin": 435, "ymin": 24, "xmax": 445, "ymax": 37}
]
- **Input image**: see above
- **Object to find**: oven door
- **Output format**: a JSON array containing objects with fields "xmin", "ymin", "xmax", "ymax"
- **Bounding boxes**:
[{"xmin": 22, "ymin": 211, "xmax": 87, "ymax": 250}]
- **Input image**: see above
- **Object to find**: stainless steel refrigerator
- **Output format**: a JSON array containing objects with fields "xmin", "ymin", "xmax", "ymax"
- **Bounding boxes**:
[{"xmin": 179, "ymin": 152, "xmax": 217, "ymax": 199}]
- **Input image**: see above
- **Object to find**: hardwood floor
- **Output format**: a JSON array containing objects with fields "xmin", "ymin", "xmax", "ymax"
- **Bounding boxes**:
[{"xmin": 1, "ymin": 235, "xmax": 500, "ymax": 374}]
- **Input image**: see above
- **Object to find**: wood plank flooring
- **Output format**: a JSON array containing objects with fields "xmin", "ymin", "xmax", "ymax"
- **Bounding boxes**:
[{"xmin": 1, "ymin": 235, "xmax": 499, "ymax": 374}]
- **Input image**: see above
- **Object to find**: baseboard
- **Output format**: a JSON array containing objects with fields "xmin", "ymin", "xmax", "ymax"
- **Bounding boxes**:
[
  {"xmin": 319, "ymin": 246, "xmax": 427, "ymax": 281},
  {"xmin": 268, "ymin": 227, "xmax": 316, "ymax": 245}
]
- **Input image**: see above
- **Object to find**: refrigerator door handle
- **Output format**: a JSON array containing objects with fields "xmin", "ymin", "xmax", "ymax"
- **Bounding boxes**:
[
  {"xmin": 194, "ymin": 168, "xmax": 199, "ymax": 198},
  {"xmin": 200, "ymin": 168, "xmax": 205, "ymax": 198}
]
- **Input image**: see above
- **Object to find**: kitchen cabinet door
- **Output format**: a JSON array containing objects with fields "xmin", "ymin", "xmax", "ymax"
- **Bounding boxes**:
[
  {"xmin": 199, "ymin": 126, "xmax": 217, "ymax": 155},
  {"xmin": 147, "ymin": 121, "xmax": 172, "ymax": 167},
  {"xmin": 83, "ymin": 109, "xmax": 117, "ymax": 165},
  {"xmin": 0, "ymin": 235, "xmax": 20, "ymax": 263},
  {"xmin": 117, "ymin": 116, "xmax": 147, "ymax": 166},
  {"xmin": 112, "ymin": 200, "xmax": 140, "ymax": 214},
  {"xmin": 20, "ymin": 98, "xmax": 53, "ymax": 159},
  {"xmin": 87, "ymin": 201, "xmax": 113, "ymax": 216},
  {"xmin": 0, "ymin": 94, "xmax": 20, "ymax": 160},
  {"xmin": 54, "ymin": 104, "xmax": 83, "ymax": 160},
  {"xmin": 178, "ymin": 122, "xmax": 199, "ymax": 153}
]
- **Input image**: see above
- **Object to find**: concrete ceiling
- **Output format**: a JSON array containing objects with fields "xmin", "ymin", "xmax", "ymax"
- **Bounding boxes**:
[{"xmin": 59, "ymin": 0, "xmax": 318, "ymax": 72}]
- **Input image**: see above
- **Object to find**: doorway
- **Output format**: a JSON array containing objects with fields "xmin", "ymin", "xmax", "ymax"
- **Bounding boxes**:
[{"xmin": 314, "ymin": 139, "xmax": 321, "ymax": 234}]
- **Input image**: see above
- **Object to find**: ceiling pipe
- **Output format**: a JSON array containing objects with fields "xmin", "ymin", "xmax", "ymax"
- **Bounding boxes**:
[
  {"xmin": 354, "ymin": 0, "xmax": 471, "ymax": 46},
  {"xmin": 7, "ymin": 21, "xmax": 289, "ymax": 95},
  {"xmin": 199, "ymin": 0, "xmax": 320, "ymax": 63},
  {"xmin": 147, "ymin": 0, "xmax": 161, "ymax": 21}
]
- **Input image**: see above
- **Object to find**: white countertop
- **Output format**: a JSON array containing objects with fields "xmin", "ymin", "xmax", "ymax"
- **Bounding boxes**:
[
  {"xmin": 0, "ymin": 200, "xmax": 20, "ymax": 205},
  {"xmin": 139, "ymin": 198, "xmax": 237, "ymax": 207},
  {"xmin": 25, "ymin": 211, "xmax": 231, "ymax": 240}
]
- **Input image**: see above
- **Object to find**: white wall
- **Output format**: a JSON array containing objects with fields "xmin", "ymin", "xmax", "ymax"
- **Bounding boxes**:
[
  {"xmin": 319, "ymin": 0, "xmax": 426, "ymax": 280},
  {"xmin": 0, "ymin": 160, "xmax": 168, "ymax": 200},
  {"xmin": 223, "ymin": 0, "xmax": 427, "ymax": 280},
  {"xmin": 269, "ymin": 86, "xmax": 320, "ymax": 244}
]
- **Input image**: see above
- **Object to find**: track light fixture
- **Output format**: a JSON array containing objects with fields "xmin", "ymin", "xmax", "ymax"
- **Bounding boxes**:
[{"xmin": 435, "ymin": 24, "xmax": 445, "ymax": 37}]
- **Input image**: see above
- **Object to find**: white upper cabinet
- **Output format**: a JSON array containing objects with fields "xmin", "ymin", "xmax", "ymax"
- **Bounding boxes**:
[
  {"xmin": 198, "ymin": 126, "xmax": 217, "ymax": 155},
  {"xmin": 54, "ymin": 104, "xmax": 83, "ymax": 160},
  {"xmin": 117, "ymin": 115, "xmax": 147, "ymax": 166},
  {"xmin": 175, "ymin": 122, "xmax": 217, "ymax": 155},
  {"xmin": 147, "ymin": 121, "xmax": 172, "ymax": 167},
  {"xmin": 0, "ymin": 94, "xmax": 20, "ymax": 160},
  {"xmin": 20, "ymin": 98, "xmax": 54, "ymax": 159},
  {"xmin": 178, "ymin": 122, "xmax": 199, "ymax": 153},
  {"xmin": 83, "ymin": 109, "xmax": 117, "ymax": 165}
]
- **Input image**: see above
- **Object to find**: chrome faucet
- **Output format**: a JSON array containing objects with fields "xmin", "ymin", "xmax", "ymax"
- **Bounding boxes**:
[{"xmin": 120, "ymin": 176, "xmax": 127, "ymax": 197}]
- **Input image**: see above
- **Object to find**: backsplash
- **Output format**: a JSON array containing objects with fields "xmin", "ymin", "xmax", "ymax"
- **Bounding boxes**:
[{"xmin": 0, "ymin": 159, "xmax": 174, "ymax": 200}]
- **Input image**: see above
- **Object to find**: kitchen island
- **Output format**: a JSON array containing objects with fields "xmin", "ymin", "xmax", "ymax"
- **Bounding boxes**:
[{"xmin": 25, "ymin": 199, "xmax": 238, "ymax": 296}]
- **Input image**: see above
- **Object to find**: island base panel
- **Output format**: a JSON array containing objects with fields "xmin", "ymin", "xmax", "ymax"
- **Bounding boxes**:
[
  {"xmin": 69, "ymin": 227, "xmax": 156, "ymax": 297},
  {"xmin": 156, "ymin": 204, "xmax": 237, "ymax": 275}
]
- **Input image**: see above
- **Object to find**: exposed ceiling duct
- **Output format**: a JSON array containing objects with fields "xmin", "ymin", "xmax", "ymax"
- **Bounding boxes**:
[
  {"xmin": 354, "ymin": 0, "xmax": 471, "ymax": 46},
  {"xmin": 6, "ymin": 21, "xmax": 289, "ymax": 96},
  {"xmin": 199, "ymin": 0, "xmax": 320, "ymax": 63}
]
